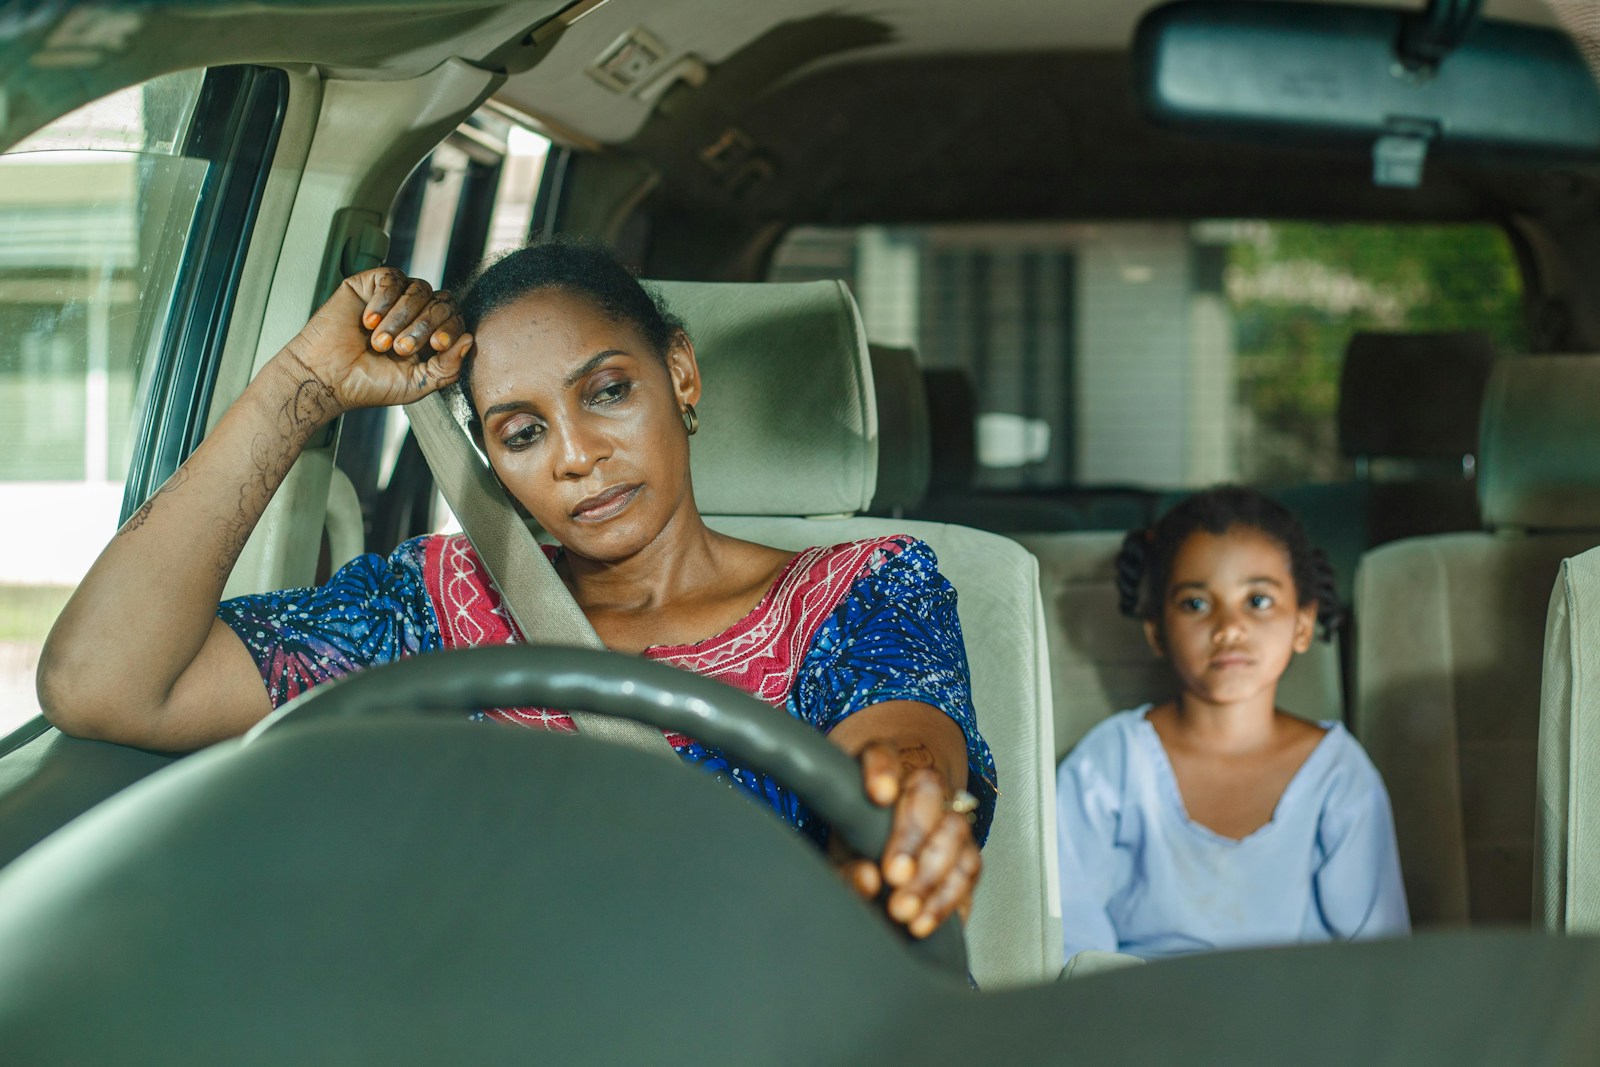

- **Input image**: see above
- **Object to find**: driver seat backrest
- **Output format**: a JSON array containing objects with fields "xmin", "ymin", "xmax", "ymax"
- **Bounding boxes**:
[
  {"xmin": 1536, "ymin": 543, "xmax": 1600, "ymax": 935},
  {"xmin": 1354, "ymin": 355, "xmax": 1600, "ymax": 928},
  {"xmin": 653, "ymin": 280, "xmax": 1061, "ymax": 989}
]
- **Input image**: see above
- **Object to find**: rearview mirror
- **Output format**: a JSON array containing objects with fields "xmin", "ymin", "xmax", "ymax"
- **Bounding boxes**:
[{"xmin": 1134, "ymin": 0, "xmax": 1600, "ymax": 186}]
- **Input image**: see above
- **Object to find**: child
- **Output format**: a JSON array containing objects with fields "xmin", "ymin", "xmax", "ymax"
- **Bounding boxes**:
[{"xmin": 1056, "ymin": 487, "xmax": 1409, "ymax": 963}]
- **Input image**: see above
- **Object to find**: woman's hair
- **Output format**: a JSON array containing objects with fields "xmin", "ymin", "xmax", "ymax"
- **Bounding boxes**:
[
  {"xmin": 453, "ymin": 236, "xmax": 687, "ymax": 433},
  {"xmin": 1115, "ymin": 486, "xmax": 1343, "ymax": 640}
]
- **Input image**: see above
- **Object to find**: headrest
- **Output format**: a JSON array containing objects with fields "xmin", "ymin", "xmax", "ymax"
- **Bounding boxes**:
[
  {"xmin": 867, "ymin": 345, "xmax": 930, "ymax": 514},
  {"xmin": 650, "ymin": 280, "xmax": 877, "ymax": 517},
  {"xmin": 1339, "ymin": 331, "xmax": 1496, "ymax": 461},
  {"xmin": 922, "ymin": 368, "xmax": 978, "ymax": 494},
  {"xmin": 1479, "ymin": 355, "xmax": 1600, "ymax": 530}
]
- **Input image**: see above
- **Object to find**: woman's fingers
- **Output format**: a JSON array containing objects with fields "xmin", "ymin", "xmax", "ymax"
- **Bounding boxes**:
[
  {"xmin": 849, "ymin": 742, "xmax": 982, "ymax": 939},
  {"xmin": 887, "ymin": 809, "xmax": 967, "ymax": 930},
  {"xmin": 838, "ymin": 857, "xmax": 881, "ymax": 900},
  {"xmin": 371, "ymin": 278, "xmax": 436, "ymax": 352},
  {"xmin": 858, "ymin": 741, "xmax": 902, "ymax": 808},
  {"xmin": 357, "ymin": 267, "xmax": 410, "ymax": 333},
  {"xmin": 392, "ymin": 292, "xmax": 459, "ymax": 356},
  {"xmin": 907, "ymin": 842, "xmax": 982, "ymax": 939},
  {"xmin": 403, "ymin": 331, "xmax": 470, "ymax": 398},
  {"xmin": 880, "ymin": 767, "xmax": 946, "ymax": 889},
  {"xmin": 415, "ymin": 332, "xmax": 473, "ymax": 393},
  {"xmin": 902, "ymin": 809, "xmax": 969, "ymax": 899},
  {"xmin": 430, "ymin": 312, "xmax": 465, "ymax": 352}
]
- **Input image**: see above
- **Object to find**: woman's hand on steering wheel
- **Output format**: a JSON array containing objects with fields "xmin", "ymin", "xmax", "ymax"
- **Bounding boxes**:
[
  {"xmin": 278, "ymin": 266, "xmax": 474, "ymax": 421},
  {"xmin": 839, "ymin": 743, "xmax": 983, "ymax": 940}
]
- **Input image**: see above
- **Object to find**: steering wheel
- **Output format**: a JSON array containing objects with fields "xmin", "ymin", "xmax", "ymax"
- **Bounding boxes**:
[{"xmin": 247, "ymin": 645, "xmax": 970, "ymax": 975}]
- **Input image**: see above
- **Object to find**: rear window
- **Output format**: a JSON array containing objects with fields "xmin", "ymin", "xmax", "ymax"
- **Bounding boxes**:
[{"xmin": 767, "ymin": 221, "xmax": 1524, "ymax": 489}]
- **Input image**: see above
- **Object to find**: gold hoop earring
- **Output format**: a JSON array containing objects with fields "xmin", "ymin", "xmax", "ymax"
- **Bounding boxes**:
[{"xmin": 682, "ymin": 403, "xmax": 699, "ymax": 436}]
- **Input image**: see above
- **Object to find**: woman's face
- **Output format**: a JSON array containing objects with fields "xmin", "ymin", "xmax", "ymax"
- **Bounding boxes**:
[
  {"xmin": 1144, "ymin": 525, "xmax": 1317, "ymax": 707},
  {"xmin": 469, "ymin": 288, "xmax": 701, "ymax": 561}
]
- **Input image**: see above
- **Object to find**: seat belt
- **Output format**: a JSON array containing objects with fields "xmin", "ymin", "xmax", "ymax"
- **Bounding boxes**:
[{"xmin": 404, "ymin": 391, "xmax": 679, "ymax": 761}]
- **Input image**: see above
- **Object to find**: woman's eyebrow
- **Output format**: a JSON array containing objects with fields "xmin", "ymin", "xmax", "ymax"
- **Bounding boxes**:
[
  {"xmin": 481, "ymin": 399, "xmax": 531, "ymax": 422},
  {"xmin": 563, "ymin": 349, "xmax": 627, "ymax": 389}
]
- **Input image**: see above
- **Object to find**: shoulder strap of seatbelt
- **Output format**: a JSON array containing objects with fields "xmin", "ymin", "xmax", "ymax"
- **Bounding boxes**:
[{"xmin": 404, "ymin": 391, "xmax": 678, "ymax": 761}]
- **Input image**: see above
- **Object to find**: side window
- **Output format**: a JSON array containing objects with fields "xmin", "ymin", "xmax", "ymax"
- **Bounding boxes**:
[
  {"xmin": 334, "ymin": 105, "xmax": 552, "ymax": 560},
  {"xmin": 0, "ymin": 68, "xmax": 284, "ymax": 737}
]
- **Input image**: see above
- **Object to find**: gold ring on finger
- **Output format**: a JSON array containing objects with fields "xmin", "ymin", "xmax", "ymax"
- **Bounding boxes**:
[{"xmin": 946, "ymin": 789, "xmax": 978, "ymax": 816}]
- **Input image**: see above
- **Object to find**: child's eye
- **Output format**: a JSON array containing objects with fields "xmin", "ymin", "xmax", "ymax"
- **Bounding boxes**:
[
  {"xmin": 1178, "ymin": 596, "xmax": 1208, "ymax": 613},
  {"xmin": 1248, "ymin": 593, "xmax": 1275, "ymax": 610}
]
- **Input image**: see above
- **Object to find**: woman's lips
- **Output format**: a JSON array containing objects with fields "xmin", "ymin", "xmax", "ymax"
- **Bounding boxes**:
[{"xmin": 571, "ymin": 484, "xmax": 641, "ymax": 522}]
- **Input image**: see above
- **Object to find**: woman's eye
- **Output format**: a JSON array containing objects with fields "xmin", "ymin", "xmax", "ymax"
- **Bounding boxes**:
[
  {"xmin": 591, "ymin": 380, "xmax": 633, "ymax": 405},
  {"xmin": 502, "ymin": 422, "xmax": 544, "ymax": 450}
]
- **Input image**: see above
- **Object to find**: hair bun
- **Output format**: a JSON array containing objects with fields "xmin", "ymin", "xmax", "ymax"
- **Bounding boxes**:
[
  {"xmin": 1114, "ymin": 529, "xmax": 1150, "ymax": 618},
  {"xmin": 1309, "ymin": 546, "xmax": 1345, "ymax": 641}
]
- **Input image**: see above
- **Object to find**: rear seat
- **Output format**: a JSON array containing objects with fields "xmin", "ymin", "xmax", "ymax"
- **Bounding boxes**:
[
  {"xmin": 1016, "ymin": 532, "xmax": 1345, "ymax": 757},
  {"xmin": 1340, "ymin": 331, "xmax": 1493, "ymax": 547},
  {"xmin": 1354, "ymin": 355, "xmax": 1600, "ymax": 928},
  {"xmin": 865, "ymin": 345, "xmax": 930, "ymax": 517},
  {"xmin": 1216, "ymin": 331, "xmax": 1495, "ymax": 609}
]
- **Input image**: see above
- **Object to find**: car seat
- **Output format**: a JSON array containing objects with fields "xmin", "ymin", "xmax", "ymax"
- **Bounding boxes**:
[
  {"xmin": 865, "ymin": 344, "xmax": 931, "ymax": 517},
  {"xmin": 1340, "ymin": 331, "xmax": 1493, "ymax": 547},
  {"xmin": 1536, "ymin": 542, "xmax": 1600, "ymax": 935},
  {"xmin": 653, "ymin": 280, "xmax": 1061, "ymax": 988},
  {"xmin": 1355, "ymin": 355, "xmax": 1600, "ymax": 927}
]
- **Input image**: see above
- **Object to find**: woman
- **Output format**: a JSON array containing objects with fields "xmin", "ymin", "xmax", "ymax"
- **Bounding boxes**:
[{"xmin": 39, "ymin": 239, "xmax": 996, "ymax": 940}]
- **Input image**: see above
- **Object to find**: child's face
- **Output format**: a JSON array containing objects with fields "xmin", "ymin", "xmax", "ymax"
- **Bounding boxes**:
[{"xmin": 1143, "ymin": 525, "xmax": 1317, "ymax": 708}]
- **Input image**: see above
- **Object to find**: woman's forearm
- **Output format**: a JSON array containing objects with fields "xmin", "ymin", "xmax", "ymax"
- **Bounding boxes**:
[
  {"xmin": 828, "ymin": 700, "xmax": 970, "ymax": 794},
  {"xmin": 37, "ymin": 351, "xmax": 339, "ymax": 736}
]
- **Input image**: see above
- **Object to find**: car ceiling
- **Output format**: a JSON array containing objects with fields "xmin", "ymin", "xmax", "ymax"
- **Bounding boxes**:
[
  {"xmin": 497, "ymin": 0, "xmax": 1568, "ymax": 147},
  {"xmin": 487, "ymin": 0, "xmax": 1586, "ymax": 229}
]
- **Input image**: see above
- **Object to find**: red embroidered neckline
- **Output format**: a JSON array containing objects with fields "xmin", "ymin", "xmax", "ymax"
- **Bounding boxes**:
[{"xmin": 424, "ymin": 533, "xmax": 906, "ymax": 721}]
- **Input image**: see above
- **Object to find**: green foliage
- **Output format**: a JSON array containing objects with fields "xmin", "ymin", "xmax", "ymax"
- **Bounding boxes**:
[{"xmin": 1227, "ymin": 223, "xmax": 1525, "ymax": 482}]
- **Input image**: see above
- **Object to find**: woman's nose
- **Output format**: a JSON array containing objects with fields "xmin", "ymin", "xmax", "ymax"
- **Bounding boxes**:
[{"xmin": 551, "ymin": 421, "xmax": 609, "ymax": 479}]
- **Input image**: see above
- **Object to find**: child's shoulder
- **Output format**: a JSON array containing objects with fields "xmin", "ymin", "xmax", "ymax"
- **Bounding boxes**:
[
  {"xmin": 1299, "ymin": 721, "xmax": 1393, "ymax": 809},
  {"xmin": 1061, "ymin": 705, "xmax": 1153, "ymax": 768}
]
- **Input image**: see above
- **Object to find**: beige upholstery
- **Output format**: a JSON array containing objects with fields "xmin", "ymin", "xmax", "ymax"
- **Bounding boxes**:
[
  {"xmin": 1355, "ymin": 355, "xmax": 1600, "ymax": 928},
  {"xmin": 656, "ymin": 281, "xmax": 1061, "ymax": 989},
  {"xmin": 1016, "ymin": 532, "xmax": 1345, "ymax": 759},
  {"xmin": 866, "ymin": 344, "xmax": 930, "ymax": 515},
  {"xmin": 654, "ymin": 280, "xmax": 876, "ymax": 518},
  {"xmin": 1537, "ymin": 546, "xmax": 1600, "ymax": 934},
  {"xmin": 712, "ymin": 516, "xmax": 1059, "ymax": 989}
]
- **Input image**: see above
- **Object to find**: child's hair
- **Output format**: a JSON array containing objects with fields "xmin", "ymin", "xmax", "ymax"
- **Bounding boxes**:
[{"xmin": 1115, "ymin": 486, "xmax": 1343, "ymax": 641}]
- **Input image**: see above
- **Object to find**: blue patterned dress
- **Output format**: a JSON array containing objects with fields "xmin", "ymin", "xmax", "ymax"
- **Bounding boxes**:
[{"xmin": 218, "ymin": 533, "xmax": 997, "ymax": 845}]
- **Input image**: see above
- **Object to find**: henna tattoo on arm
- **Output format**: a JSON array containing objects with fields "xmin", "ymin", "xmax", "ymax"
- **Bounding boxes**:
[
  {"xmin": 211, "ymin": 375, "xmax": 333, "ymax": 582},
  {"xmin": 117, "ymin": 467, "xmax": 191, "ymax": 537}
]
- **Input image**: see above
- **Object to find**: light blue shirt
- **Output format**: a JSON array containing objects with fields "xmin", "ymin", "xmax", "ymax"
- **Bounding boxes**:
[{"xmin": 1056, "ymin": 706, "xmax": 1410, "ymax": 962}]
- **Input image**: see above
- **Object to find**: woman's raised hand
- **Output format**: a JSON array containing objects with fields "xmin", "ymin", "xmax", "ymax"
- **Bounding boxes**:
[{"xmin": 279, "ymin": 266, "xmax": 473, "ymax": 420}]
